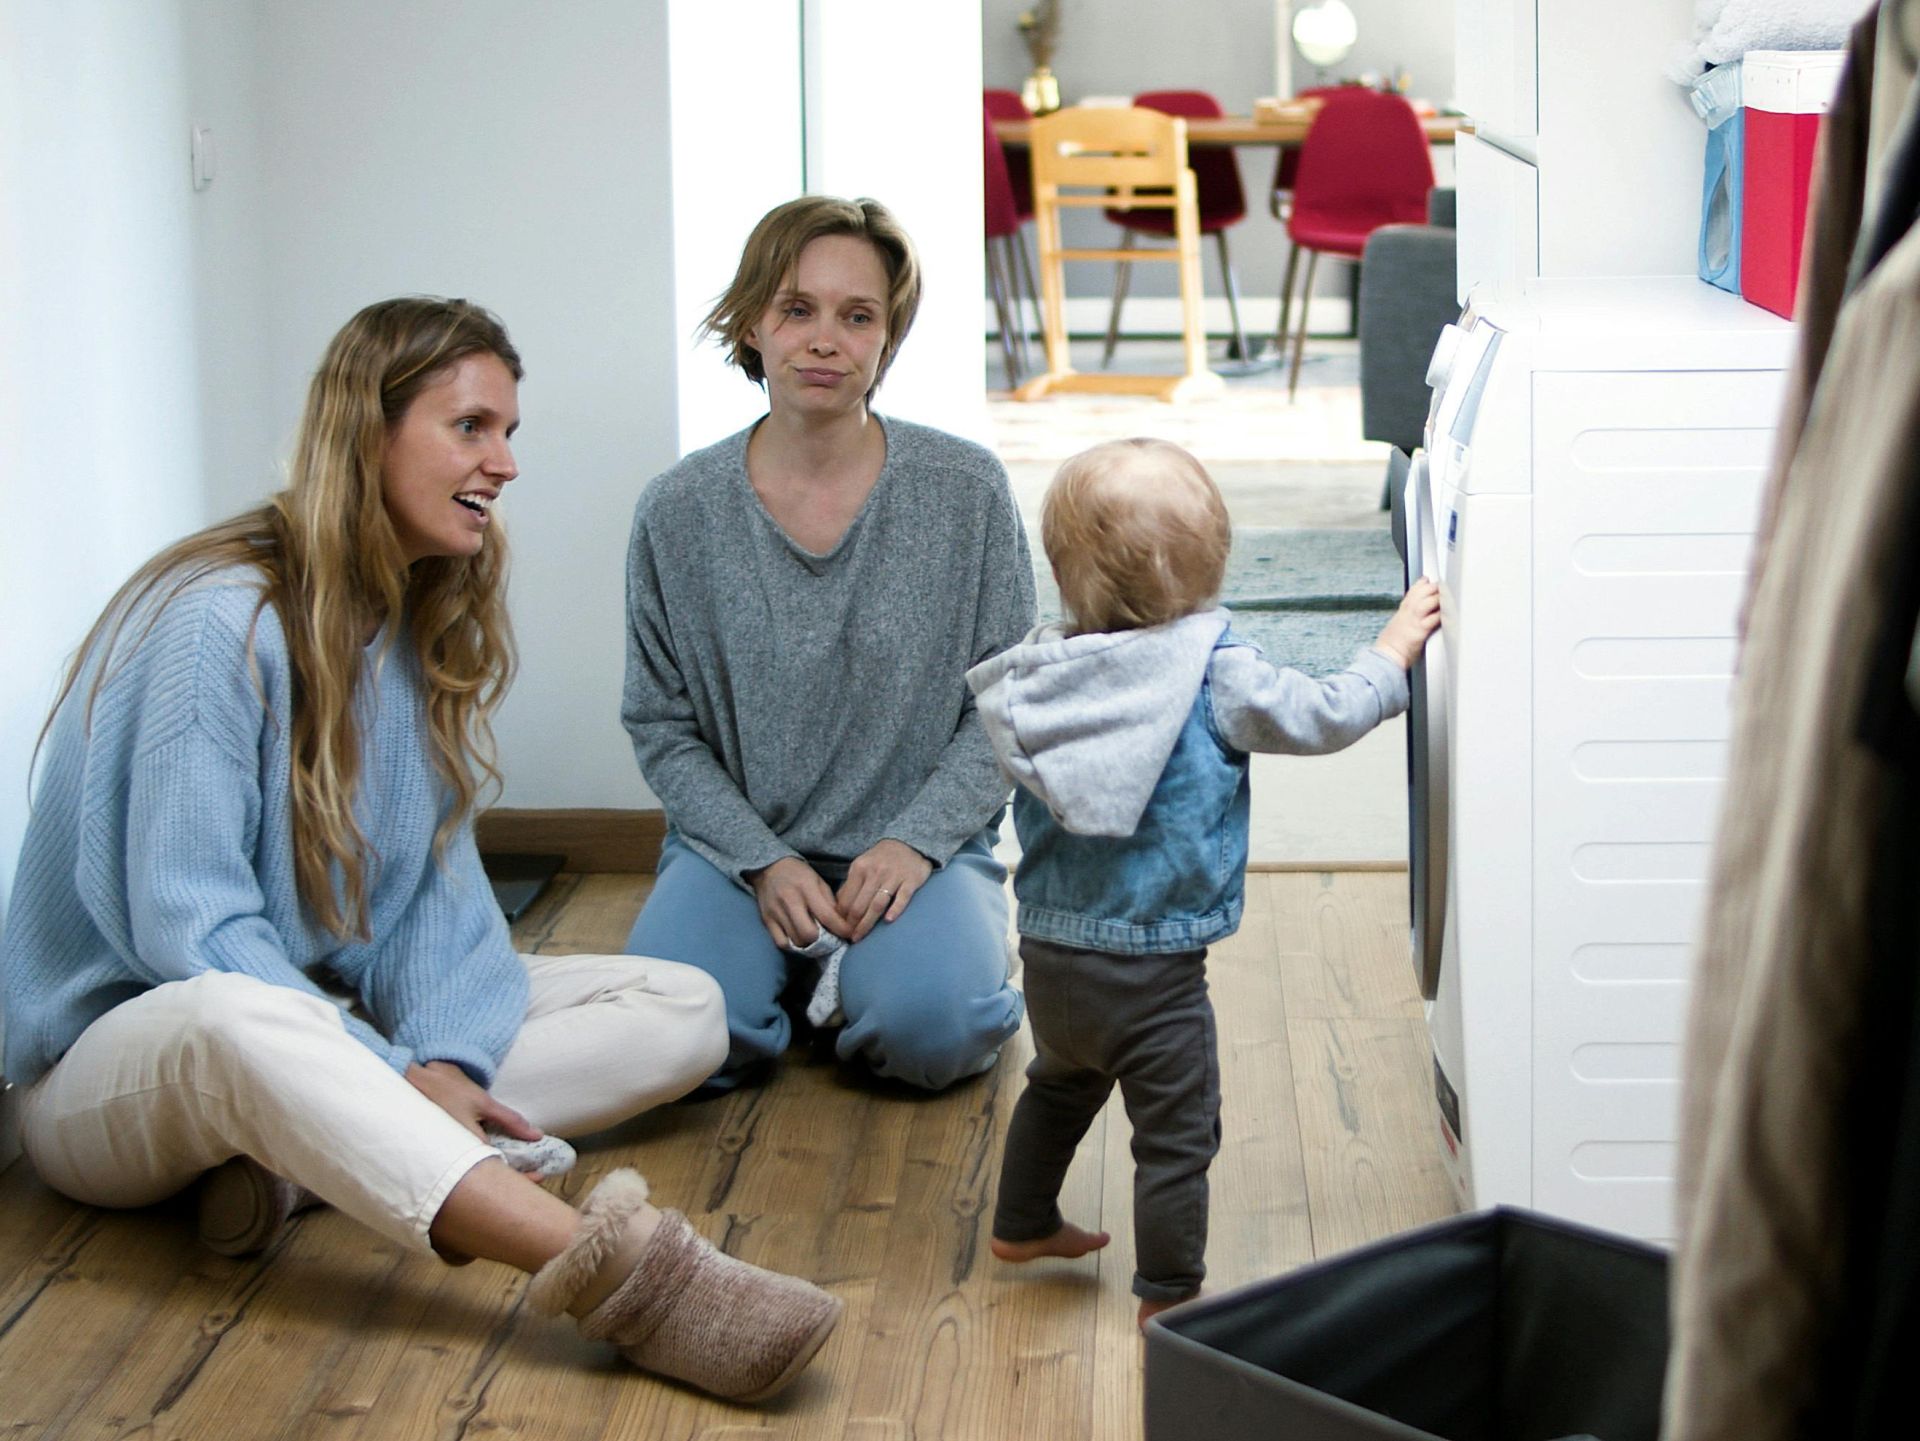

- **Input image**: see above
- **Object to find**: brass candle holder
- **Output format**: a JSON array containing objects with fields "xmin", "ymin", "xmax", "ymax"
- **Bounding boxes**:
[
  {"xmin": 1017, "ymin": 3, "xmax": 1063, "ymax": 115},
  {"xmin": 1021, "ymin": 65, "xmax": 1062, "ymax": 115}
]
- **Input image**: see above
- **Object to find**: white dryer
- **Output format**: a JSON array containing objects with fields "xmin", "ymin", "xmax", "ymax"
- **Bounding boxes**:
[{"xmin": 1405, "ymin": 276, "xmax": 1793, "ymax": 1242}]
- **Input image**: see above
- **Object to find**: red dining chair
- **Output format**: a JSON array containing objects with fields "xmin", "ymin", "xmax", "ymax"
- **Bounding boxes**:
[
  {"xmin": 984, "ymin": 88, "xmax": 1035, "ymax": 223},
  {"xmin": 984, "ymin": 90, "xmax": 1042, "ymax": 365},
  {"xmin": 1282, "ymin": 89, "xmax": 1433, "ymax": 398},
  {"xmin": 1101, "ymin": 89, "xmax": 1250, "ymax": 367},
  {"xmin": 1269, "ymin": 85, "xmax": 1348, "ymax": 337},
  {"xmin": 1268, "ymin": 86, "xmax": 1347, "ymax": 220},
  {"xmin": 984, "ymin": 102, "xmax": 1030, "ymax": 387}
]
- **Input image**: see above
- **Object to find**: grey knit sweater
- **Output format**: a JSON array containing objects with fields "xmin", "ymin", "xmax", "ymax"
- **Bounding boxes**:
[{"xmin": 622, "ymin": 416, "xmax": 1036, "ymax": 883}]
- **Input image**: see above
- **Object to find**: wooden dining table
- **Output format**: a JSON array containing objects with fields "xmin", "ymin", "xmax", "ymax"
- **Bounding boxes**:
[
  {"xmin": 993, "ymin": 105, "xmax": 1462, "ymax": 403},
  {"xmin": 992, "ymin": 110, "xmax": 1462, "ymax": 148}
]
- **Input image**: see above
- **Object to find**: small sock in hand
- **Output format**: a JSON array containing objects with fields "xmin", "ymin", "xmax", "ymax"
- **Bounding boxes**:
[
  {"xmin": 787, "ymin": 929, "xmax": 849, "ymax": 1028},
  {"xmin": 486, "ymin": 1129, "xmax": 576, "ymax": 1180}
]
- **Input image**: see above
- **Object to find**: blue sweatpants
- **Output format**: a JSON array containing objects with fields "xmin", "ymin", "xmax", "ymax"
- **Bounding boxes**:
[{"xmin": 627, "ymin": 829, "xmax": 1024, "ymax": 1092}]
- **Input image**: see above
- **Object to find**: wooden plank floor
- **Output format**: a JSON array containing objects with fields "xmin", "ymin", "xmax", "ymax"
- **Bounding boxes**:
[{"xmin": 0, "ymin": 870, "xmax": 1456, "ymax": 1439}]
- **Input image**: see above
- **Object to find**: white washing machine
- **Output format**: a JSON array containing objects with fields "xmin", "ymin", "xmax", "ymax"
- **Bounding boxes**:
[{"xmin": 1404, "ymin": 276, "xmax": 1793, "ymax": 1243}]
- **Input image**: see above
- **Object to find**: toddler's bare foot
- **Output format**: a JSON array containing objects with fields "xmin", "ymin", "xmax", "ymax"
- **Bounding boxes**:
[
  {"xmin": 1137, "ymin": 1292, "xmax": 1198, "ymax": 1331},
  {"xmin": 990, "ymin": 1221, "xmax": 1111, "ymax": 1263}
]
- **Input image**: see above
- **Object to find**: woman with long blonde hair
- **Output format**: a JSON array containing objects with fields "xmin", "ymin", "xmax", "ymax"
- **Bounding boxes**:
[{"xmin": 0, "ymin": 297, "xmax": 840, "ymax": 1402}]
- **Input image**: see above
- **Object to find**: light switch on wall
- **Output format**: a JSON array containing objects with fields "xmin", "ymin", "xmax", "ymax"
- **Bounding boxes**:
[{"xmin": 190, "ymin": 123, "xmax": 215, "ymax": 190}]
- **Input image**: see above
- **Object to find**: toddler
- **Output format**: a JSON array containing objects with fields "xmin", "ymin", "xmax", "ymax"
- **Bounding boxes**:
[{"xmin": 964, "ymin": 438, "xmax": 1439, "ymax": 1328}]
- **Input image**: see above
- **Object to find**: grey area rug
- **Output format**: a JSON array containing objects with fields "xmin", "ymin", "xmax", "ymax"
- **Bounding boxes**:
[{"xmin": 1034, "ymin": 525, "xmax": 1403, "ymax": 679}]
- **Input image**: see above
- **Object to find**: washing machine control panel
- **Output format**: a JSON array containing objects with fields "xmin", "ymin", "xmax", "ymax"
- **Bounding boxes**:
[
  {"xmin": 1437, "ymin": 324, "xmax": 1502, "ymax": 446},
  {"xmin": 1427, "ymin": 322, "xmax": 1466, "ymax": 390}
]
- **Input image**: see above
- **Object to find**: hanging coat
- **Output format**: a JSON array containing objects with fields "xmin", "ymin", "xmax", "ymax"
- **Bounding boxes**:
[{"xmin": 1666, "ymin": 5, "xmax": 1920, "ymax": 1438}]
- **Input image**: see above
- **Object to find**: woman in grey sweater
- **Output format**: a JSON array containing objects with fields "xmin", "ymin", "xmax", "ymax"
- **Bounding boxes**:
[{"xmin": 622, "ymin": 196, "xmax": 1034, "ymax": 1092}]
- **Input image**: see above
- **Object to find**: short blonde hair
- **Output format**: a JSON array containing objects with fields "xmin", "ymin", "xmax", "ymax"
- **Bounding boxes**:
[
  {"xmin": 1042, "ymin": 439, "xmax": 1231, "ymax": 634},
  {"xmin": 700, "ymin": 195, "xmax": 921, "ymax": 400}
]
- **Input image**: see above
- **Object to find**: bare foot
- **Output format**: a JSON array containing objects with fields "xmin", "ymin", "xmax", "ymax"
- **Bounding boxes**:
[
  {"xmin": 990, "ymin": 1221, "xmax": 1111, "ymax": 1263},
  {"xmin": 1137, "ymin": 1293, "xmax": 1198, "ymax": 1331}
]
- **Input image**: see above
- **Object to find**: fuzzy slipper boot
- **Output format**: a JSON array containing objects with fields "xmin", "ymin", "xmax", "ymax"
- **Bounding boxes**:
[
  {"xmin": 196, "ymin": 1156, "xmax": 321, "ymax": 1257},
  {"xmin": 527, "ymin": 1169, "xmax": 841, "ymax": 1402}
]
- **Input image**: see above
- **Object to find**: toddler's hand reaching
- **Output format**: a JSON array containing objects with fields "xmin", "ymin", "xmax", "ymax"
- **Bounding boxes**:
[{"xmin": 1373, "ymin": 578, "xmax": 1441, "ymax": 669}]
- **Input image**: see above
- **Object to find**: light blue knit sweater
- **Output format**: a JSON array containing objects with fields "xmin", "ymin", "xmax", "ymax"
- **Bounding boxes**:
[{"xmin": 0, "ymin": 573, "xmax": 528, "ymax": 1088}]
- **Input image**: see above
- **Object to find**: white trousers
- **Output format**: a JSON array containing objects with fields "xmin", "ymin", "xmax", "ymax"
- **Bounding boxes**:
[{"xmin": 19, "ymin": 953, "xmax": 727, "ymax": 1254}]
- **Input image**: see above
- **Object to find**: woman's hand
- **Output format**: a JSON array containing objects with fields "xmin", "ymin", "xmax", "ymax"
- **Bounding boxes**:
[
  {"xmin": 837, "ymin": 839, "xmax": 934, "ymax": 942},
  {"xmin": 747, "ymin": 856, "xmax": 850, "ymax": 948},
  {"xmin": 406, "ymin": 1060, "xmax": 540, "ymax": 1143},
  {"xmin": 1373, "ymin": 578, "xmax": 1442, "ymax": 669}
]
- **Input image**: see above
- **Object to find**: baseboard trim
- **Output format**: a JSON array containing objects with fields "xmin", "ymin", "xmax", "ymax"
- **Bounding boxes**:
[
  {"xmin": 472, "ymin": 806, "xmax": 1403, "ymax": 878},
  {"xmin": 1248, "ymin": 859, "xmax": 1408, "ymax": 873},
  {"xmin": 0, "ymin": 1084, "xmax": 21, "ymax": 1174},
  {"xmin": 476, "ymin": 807, "xmax": 665, "ymax": 874},
  {"xmin": 986, "ymin": 294, "xmax": 1356, "ymax": 341}
]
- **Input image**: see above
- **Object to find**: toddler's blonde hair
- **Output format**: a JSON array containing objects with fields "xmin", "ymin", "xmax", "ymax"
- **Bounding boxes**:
[{"xmin": 1042, "ymin": 438, "xmax": 1230, "ymax": 634}]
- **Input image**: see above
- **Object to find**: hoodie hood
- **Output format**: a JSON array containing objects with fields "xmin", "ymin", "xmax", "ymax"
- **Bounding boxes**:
[{"xmin": 965, "ymin": 608, "xmax": 1230, "ymax": 837}]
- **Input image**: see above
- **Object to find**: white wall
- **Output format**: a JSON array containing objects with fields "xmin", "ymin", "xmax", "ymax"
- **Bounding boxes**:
[
  {"xmin": 253, "ymin": 0, "xmax": 682, "ymax": 812},
  {"xmin": 984, "ymin": 0, "xmax": 1454, "ymax": 104},
  {"xmin": 668, "ymin": 0, "xmax": 993, "ymax": 451},
  {"xmin": 181, "ymin": 0, "xmax": 274, "ymax": 517},
  {"xmin": 807, "ymin": 1, "xmax": 989, "ymax": 444},
  {"xmin": 669, "ymin": 2, "xmax": 807, "ymax": 454},
  {"xmin": 0, "ymin": 0, "xmax": 261, "ymax": 921}
]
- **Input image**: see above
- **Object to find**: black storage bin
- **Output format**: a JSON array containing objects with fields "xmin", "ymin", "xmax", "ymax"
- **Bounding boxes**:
[{"xmin": 1144, "ymin": 1207, "xmax": 1668, "ymax": 1441}]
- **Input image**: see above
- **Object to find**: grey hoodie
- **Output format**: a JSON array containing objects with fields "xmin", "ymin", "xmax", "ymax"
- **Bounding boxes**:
[{"xmin": 965, "ymin": 608, "xmax": 1409, "ymax": 839}]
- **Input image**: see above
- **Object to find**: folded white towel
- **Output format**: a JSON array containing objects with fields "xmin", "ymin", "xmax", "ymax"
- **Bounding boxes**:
[{"xmin": 1674, "ymin": 0, "xmax": 1870, "ymax": 80}]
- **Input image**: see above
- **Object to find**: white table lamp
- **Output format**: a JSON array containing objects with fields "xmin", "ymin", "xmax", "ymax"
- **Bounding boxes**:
[{"xmin": 1293, "ymin": 0, "xmax": 1358, "ymax": 80}]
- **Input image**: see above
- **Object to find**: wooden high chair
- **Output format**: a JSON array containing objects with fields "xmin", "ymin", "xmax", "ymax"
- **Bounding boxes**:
[{"xmin": 1015, "ymin": 106, "xmax": 1225, "ymax": 403}]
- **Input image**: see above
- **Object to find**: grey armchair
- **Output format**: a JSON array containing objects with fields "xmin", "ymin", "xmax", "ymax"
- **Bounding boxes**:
[{"xmin": 1359, "ymin": 188, "xmax": 1459, "ymax": 459}]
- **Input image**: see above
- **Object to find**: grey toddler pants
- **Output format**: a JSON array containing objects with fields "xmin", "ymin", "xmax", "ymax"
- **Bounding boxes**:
[{"xmin": 992, "ymin": 937, "xmax": 1222, "ymax": 1301}]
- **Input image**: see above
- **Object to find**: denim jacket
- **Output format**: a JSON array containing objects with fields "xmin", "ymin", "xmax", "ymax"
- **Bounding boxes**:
[{"xmin": 966, "ymin": 608, "xmax": 1408, "ymax": 956}]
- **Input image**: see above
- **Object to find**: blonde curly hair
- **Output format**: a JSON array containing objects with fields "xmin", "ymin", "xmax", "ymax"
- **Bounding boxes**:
[{"xmin": 1042, "ymin": 438, "xmax": 1230, "ymax": 635}]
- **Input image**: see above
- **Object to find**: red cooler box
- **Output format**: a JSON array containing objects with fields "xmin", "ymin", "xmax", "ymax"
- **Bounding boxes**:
[{"xmin": 1740, "ymin": 49, "xmax": 1844, "ymax": 319}]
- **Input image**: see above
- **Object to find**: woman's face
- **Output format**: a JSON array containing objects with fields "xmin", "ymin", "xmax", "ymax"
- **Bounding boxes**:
[
  {"xmin": 747, "ymin": 234, "xmax": 891, "ymax": 417},
  {"xmin": 381, "ymin": 351, "xmax": 520, "ymax": 564}
]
